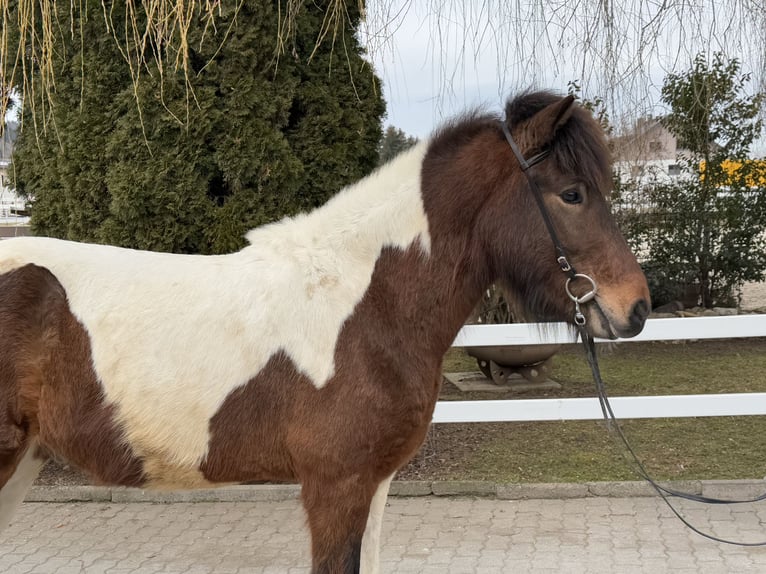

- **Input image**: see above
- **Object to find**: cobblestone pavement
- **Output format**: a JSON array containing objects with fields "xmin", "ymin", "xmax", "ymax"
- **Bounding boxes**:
[{"xmin": 2, "ymin": 497, "xmax": 766, "ymax": 573}]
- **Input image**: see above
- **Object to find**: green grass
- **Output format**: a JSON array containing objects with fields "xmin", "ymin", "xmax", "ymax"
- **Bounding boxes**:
[{"xmin": 399, "ymin": 338, "xmax": 766, "ymax": 483}]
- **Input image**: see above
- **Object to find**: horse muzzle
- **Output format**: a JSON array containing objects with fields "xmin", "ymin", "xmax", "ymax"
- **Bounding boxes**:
[{"xmin": 588, "ymin": 293, "xmax": 651, "ymax": 339}]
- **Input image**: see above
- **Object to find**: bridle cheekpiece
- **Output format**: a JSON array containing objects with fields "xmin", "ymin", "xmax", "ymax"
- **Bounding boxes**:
[{"xmin": 500, "ymin": 121, "xmax": 597, "ymax": 326}]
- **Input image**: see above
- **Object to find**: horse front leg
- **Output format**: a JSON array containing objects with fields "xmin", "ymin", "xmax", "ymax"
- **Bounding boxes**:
[
  {"xmin": 302, "ymin": 475, "xmax": 377, "ymax": 574},
  {"xmin": 360, "ymin": 473, "xmax": 394, "ymax": 574},
  {"xmin": 0, "ymin": 440, "xmax": 47, "ymax": 532}
]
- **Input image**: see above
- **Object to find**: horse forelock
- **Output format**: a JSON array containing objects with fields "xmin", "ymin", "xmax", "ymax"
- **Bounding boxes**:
[{"xmin": 504, "ymin": 90, "xmax": 613, "ymax": 196}]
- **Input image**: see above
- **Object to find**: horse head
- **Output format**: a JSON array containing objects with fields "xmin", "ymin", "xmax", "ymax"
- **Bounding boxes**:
[
  {"xmin": 424, "ymin": 92, "xmax": 650, "ymax": 339},
  {"xmin": 499, "ymin": 93, "xmax": 650, "ymax": 338}
]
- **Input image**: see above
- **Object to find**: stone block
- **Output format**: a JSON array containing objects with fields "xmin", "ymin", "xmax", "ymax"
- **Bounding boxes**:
[
  {"xmin": 389, "ymin": 481, "xmax": 433, "ymax": 496},
  {"xmin": 701, "ymin": 479, "xmax": 766, "ymax": 501},
  {"xmin": 431, "ymin": 480, "xmax": 495, "ymax": 496},
  {"xmin": 496, "ymin": 482, "xmax": 588, "ymax": 500},
  {"xmin": 25, "ymin": 485, "xmax": 112, "ymax": 502}
]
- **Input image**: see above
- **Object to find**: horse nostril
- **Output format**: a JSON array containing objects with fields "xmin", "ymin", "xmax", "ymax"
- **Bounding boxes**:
[{"xmin": 630, "ymin": 299, "xmax": 650, "ymax": 328}]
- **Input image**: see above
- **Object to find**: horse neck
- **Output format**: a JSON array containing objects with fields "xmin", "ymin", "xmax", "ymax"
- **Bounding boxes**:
[
  {"xmin": 242, "ymin": 137, "xmax": 495, "ymax": 367},
  {"xmin": 362, "ymin": 237, "xmax": 491, "ymax": 362},
  {"xmin": 355, "ymin": 146, "xmax": 498, "ymax": 362}
]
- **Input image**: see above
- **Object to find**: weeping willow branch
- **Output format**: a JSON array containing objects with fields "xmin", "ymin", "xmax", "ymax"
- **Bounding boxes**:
[
  {"xmin": 1, "ymin": 0, "xmax": 765, "ymax": 135},
  {"xmin": 0, "ymin": 0, "xmax": 222, "ymax": 134},
  {"xmin": 0, "ymin": 0, "xmax": 349, "ymax": 134}
]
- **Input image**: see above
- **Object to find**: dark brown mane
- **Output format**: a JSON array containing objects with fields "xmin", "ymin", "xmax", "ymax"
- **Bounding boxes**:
[
  {"xmin": 505, "ymin": 91, "xmax": 612, "ymax": 194},
  {"xmin": 425, "ymin": 108, "xmax": 499, "ymax": 160},
  {"xmin": 425, "ymin": 91, "xmax": 612, "ymax": 197}
]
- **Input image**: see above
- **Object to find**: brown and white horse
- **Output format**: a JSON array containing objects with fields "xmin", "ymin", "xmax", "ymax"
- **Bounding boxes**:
[{"xmin": 0, "ymin": 92, "xmax": 649, "ymax": 573}]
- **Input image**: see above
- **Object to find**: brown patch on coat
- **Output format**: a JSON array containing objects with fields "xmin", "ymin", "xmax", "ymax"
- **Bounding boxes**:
[
  {"xmin": 0, "ymin": 264, "xmax": 145, "ymax": 488},
  {"xmin": 201, "ymin": 242, "xmax": 461, "ymax": 487},
  {"xmin": 0, "ymin": 264, "xmax": 58, "ymax": 485}
]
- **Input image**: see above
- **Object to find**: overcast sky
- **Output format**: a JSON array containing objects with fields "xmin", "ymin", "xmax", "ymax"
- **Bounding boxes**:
[
  {"xmin": 364, "ymin": 1, "xmax": 766, "ymax": 155},
  {"xmin": 365, "ymin": 2, "xmax": 521, "ymax": 138}
]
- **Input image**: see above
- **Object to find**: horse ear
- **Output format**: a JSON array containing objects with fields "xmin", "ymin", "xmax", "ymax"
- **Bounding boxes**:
[
  {"xmin": 549, "ymin": 94, "xmax": 576, "ymax": 131},
  {"xmin": 522, "ymin": 95, "xmax": 576, "ymax": 151}
]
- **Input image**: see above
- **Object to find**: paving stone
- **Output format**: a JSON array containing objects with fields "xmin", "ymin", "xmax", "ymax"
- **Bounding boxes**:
[{"xmin": 3, "ymin": 496, "xmax": 766, "ymax": 572}]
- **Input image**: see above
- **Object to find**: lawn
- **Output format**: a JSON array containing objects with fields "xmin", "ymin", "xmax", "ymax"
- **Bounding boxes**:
[{"xmin": 398, "ymin": 338, "xmax": 766, "ymax": 483}]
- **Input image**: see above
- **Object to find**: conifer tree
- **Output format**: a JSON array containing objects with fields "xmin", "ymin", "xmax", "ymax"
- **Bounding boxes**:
[
  {"xmin": 11, "ymin": 1, "xmax": 385, "ymax": 254},
  {"xmin": 378, "ymin": 126, "xmax": 418, "ymax": 165}
]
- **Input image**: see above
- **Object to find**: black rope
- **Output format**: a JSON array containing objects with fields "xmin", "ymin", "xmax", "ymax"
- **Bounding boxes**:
[
  {"xmin": 501, "ymin": 123, "xmax": 576, "ymax": 277},
  {"xmin": 577, "ymin": 324, "xmax": 766, "ymax": 546}
]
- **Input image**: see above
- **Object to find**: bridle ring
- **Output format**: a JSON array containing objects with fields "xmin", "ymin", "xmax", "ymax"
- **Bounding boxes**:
[{"xmin": 565, "ymin": 273, "xmax": 598, "ymax": 304}]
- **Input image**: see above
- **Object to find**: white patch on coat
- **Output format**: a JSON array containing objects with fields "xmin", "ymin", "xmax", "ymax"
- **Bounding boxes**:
[
  {"xmin": 360, "ymin": 473, "xmax": 394, "ymax": 574},
  {"xmin": 0, "ymin": 443, "xmax": 45, "ymax": 532},
  {"xmin": 0, "ymin": 143, "xmax": 431, "ymax": 474}
]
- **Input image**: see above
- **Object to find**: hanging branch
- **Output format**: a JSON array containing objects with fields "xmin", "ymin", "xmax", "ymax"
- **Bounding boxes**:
[{"xmin": 1, "ymin": 1, "xmax": 765, "ymax": 134}]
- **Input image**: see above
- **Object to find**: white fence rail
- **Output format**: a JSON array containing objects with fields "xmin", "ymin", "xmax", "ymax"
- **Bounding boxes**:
[{"xmin": 434, "ymin": 315, "xmax": 766, "ymax": 423}]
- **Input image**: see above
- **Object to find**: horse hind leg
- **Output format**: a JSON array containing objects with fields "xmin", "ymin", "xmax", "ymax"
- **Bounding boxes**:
[
  {"xmin": 0, "ymin": 439, "xmax": 47, "ymax": 532},
  {"xmin": 0, "ymin": 263, "xmax": 58, "ymax": 531},
  {"xmin": 0, "ymin": 343, "xmax": 47, "ymax": 532}
]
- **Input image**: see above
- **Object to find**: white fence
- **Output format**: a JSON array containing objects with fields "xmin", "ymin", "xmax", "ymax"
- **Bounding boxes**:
[{"xmin": 434, "ymin": 315, "xmax": 766, "ymax": 423}]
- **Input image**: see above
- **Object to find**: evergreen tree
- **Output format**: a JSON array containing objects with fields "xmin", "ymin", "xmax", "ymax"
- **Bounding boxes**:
[
  {"xmin": 378, "ymin": 126, "xmax": 418, "ymax": 165},
  {"xmin": 10, "ymin": 1, "xmax": 385, "ymax": 254}
]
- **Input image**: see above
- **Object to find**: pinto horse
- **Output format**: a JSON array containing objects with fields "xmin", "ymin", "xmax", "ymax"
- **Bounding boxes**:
[{"xmin": 0, "ymin": 92, "xmax": 650, "ymax": 573}]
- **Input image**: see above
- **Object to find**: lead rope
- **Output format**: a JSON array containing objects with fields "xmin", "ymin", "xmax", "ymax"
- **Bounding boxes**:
[
  {"xmin": 577, "ymin": 325, "xmax": 766, "ymax": 546},
  {"xmin": 501, "ymin": 119, "xmax": 766, "ymax": 547}
]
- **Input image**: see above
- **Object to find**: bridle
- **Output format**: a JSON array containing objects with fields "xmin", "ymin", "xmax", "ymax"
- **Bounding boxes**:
[
  {"xmin": 501, "ymin": 118, "xmax": 766, "ymax": 547},
  {"xmin": 500, "ymin": 122, "xmax": 598, "ymax": 327}
]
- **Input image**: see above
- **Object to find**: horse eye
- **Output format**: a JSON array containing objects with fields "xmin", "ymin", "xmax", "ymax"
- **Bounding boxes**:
[{"xmin": 560, "ymin": 189, "xmax": 582, "ymax": 204}]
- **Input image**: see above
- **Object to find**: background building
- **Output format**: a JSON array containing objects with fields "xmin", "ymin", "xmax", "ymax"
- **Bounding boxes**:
[{"xmin": 0, "ymin": 121, "xmax": 30, "ymax": 236}]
